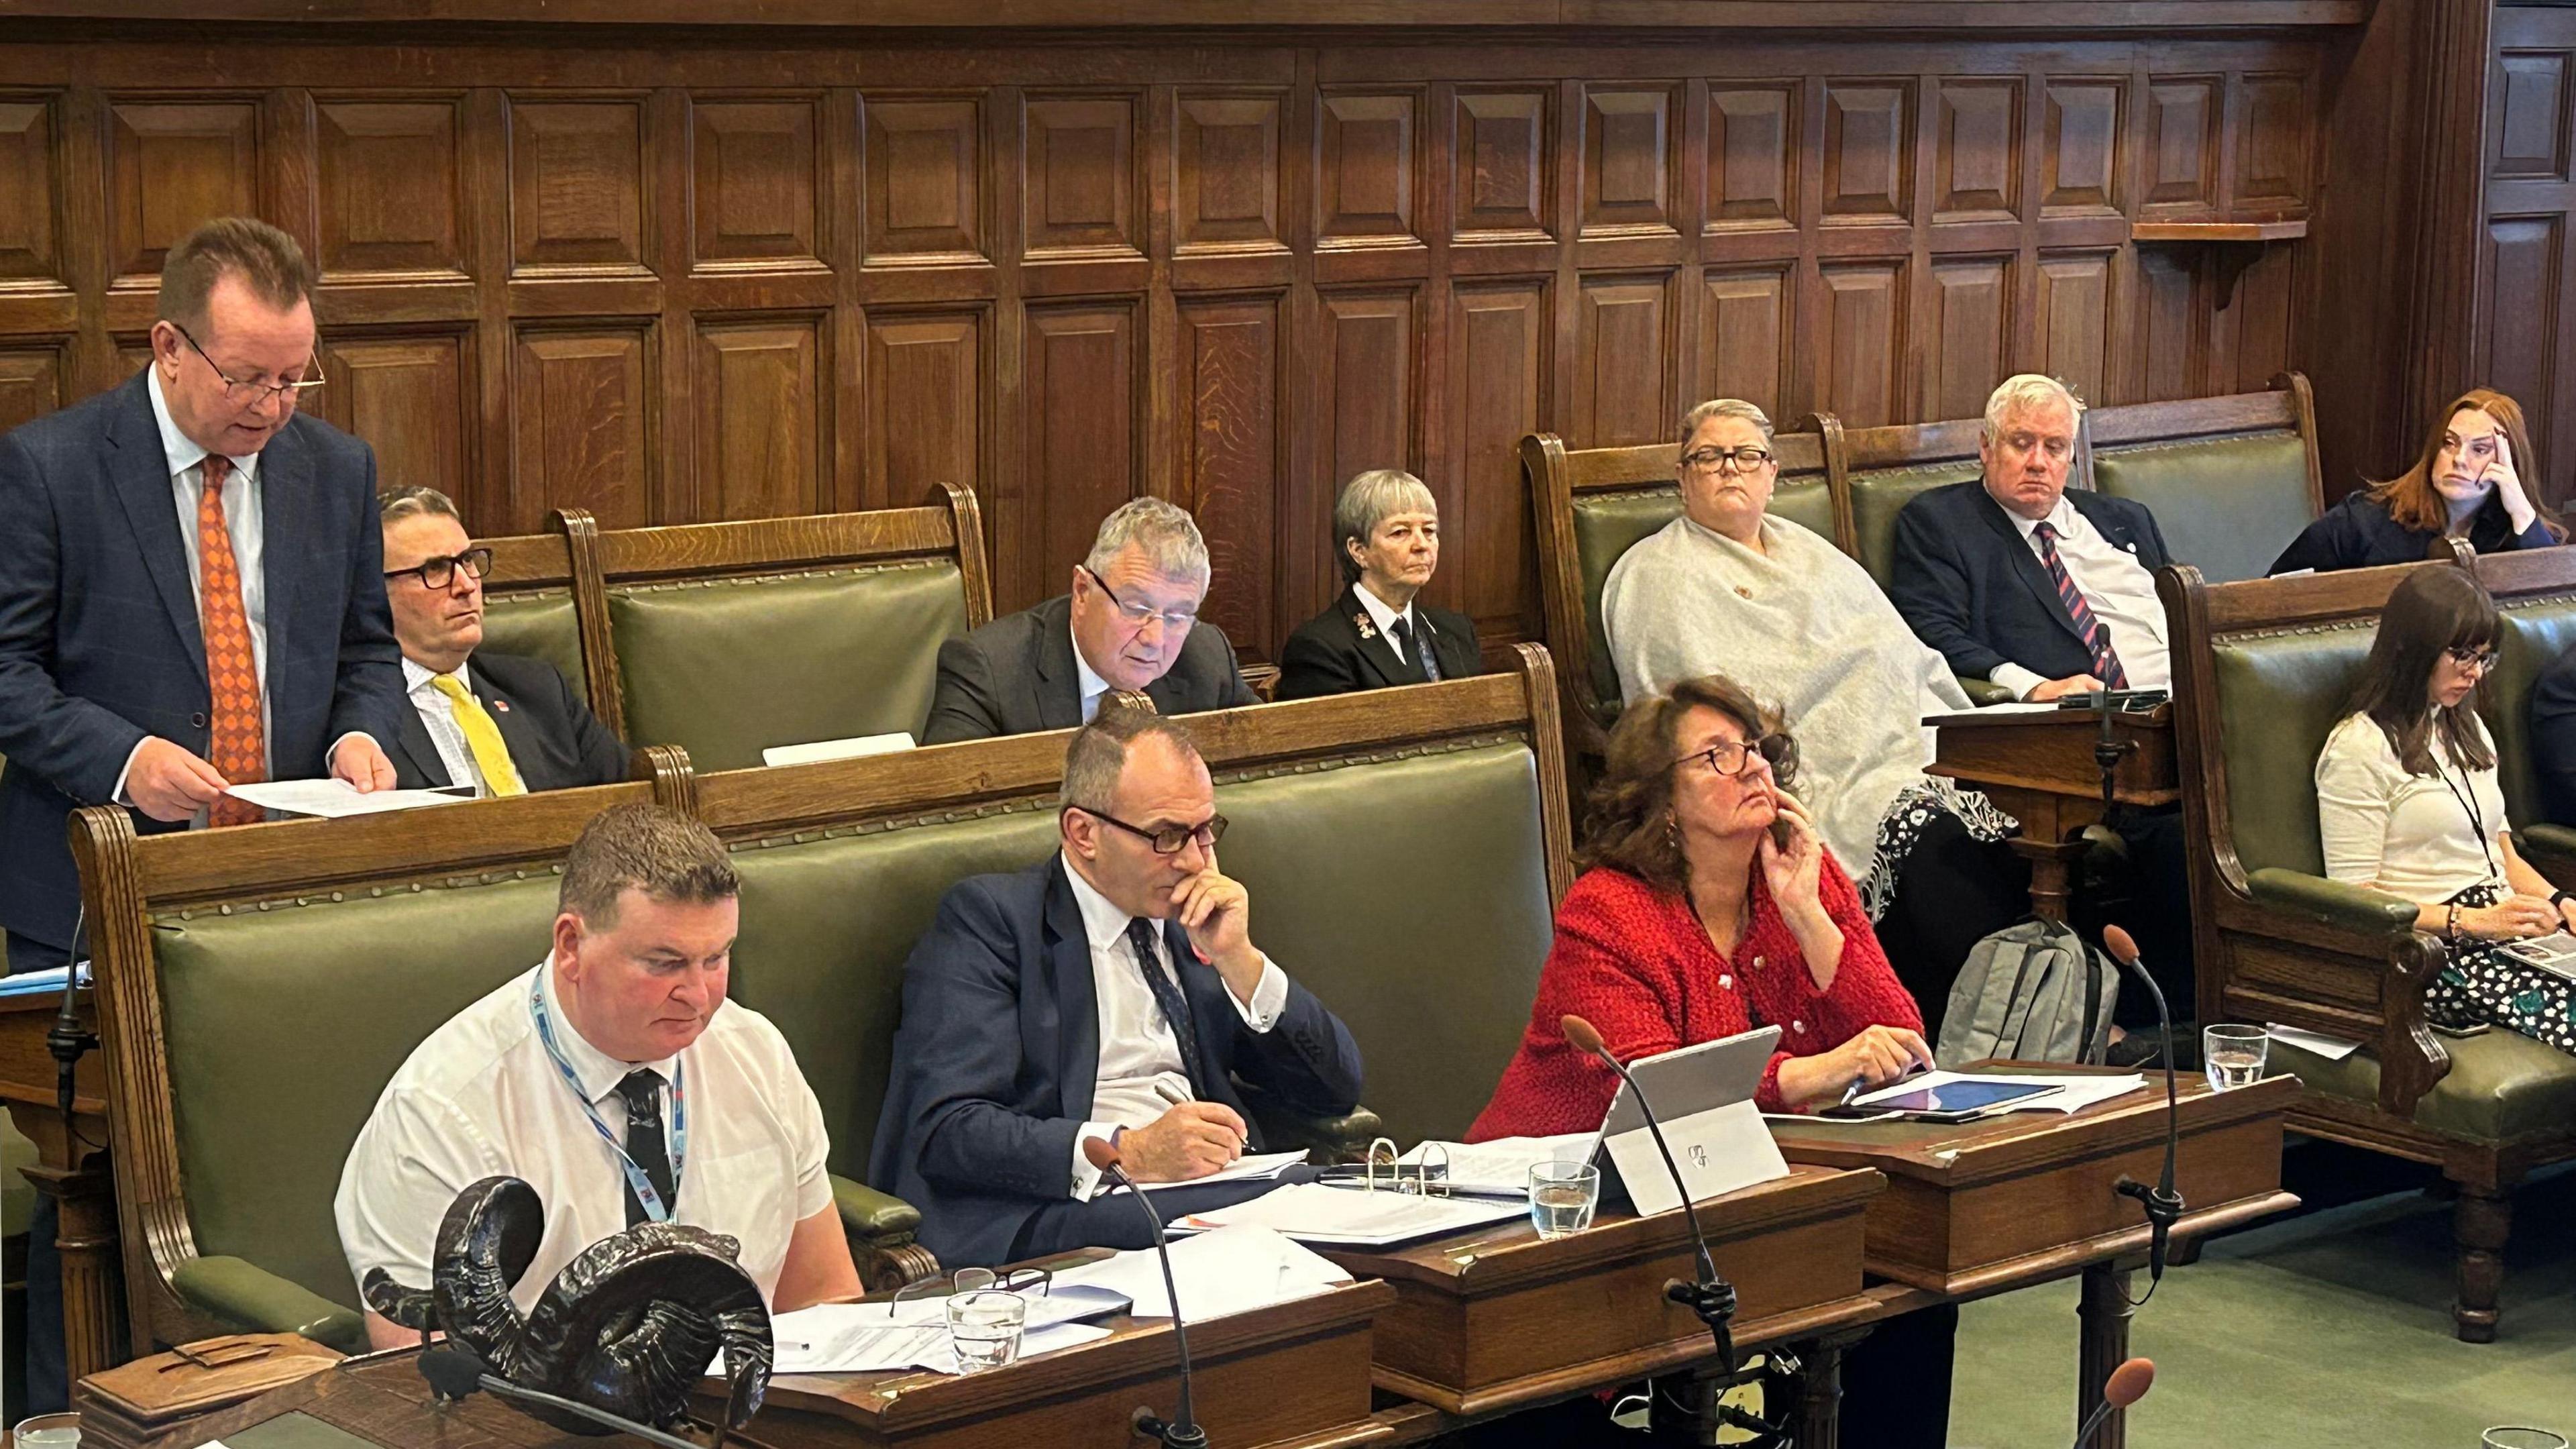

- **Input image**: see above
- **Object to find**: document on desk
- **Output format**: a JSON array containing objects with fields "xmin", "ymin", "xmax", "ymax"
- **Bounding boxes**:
[
  {"xmin": 223, "ymin": 779, "xmax": 474, "ymax": 818},
  {"xmin": 1854, "ymin": 1069, "xmax": 2147, "ymax": 1114},
  {"xmin": 1055, "ymin": 1225, "xmax": 1352, "ymax": 1320},
  {"xmin": 1138, "ymin": 1148, "xmax": 1310, "ymax": 1193},
  {"xmin": 1173, "ymin": 1182, "xmax": 1527, "ymax": 1246},
  {"xmin": 747, "ymin": 1287, "xmax": 1129, "ymax": 1375},
  {"xmin": 1398, "ymin": 1133, "xmax": 1595, "ymax": 1196}
]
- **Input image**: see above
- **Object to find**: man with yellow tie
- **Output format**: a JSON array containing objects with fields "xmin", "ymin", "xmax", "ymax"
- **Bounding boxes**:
[{"xmin": 379, "ymin": 486, "xmax": 629, "ymax": 796}]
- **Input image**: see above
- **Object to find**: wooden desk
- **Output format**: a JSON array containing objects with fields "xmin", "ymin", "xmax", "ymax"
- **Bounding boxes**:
[
  {"xmin": 0, "ymin": 991, "xmax": 120, "ymax": 1385},
  {"xmin": 149, "ymin": 1283, "xmax": 1396, "ymax": 1449},
  {"xmin": 1319, "ymin": 1165, "xmax": 1880, "ymax": 1422},
  {"xmin": 1768, "ymin": 1071, "xmax": 2300, "ymax": 1449},
  {"xmin": 1927, "ymin": 703, "xmax": 2178, "ymax": 920}
]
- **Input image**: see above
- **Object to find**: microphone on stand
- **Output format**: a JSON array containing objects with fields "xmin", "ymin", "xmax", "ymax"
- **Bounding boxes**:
[
  {"xmin": 2068, "ymin": 1356, "xmax": 2155, "ymax": 1449},
  {"xmin": 1560, "ymin": 1014, "xmax": 1739, "ymax": 1375},
  {"xmin": 2102, "ymin": 926, "xmax": 2184, "ymax": 1286},
  {"xmin": 48, "ymin": 904, "xmax": 92, "ymax": 1134},
  {"xmin": 1083, "ymin": 1137, "xmax": 1208, "ymax": 1449},
  {"xmin": 417, "ymin": 1346, "xmax": 713, "ymax": 1449}
]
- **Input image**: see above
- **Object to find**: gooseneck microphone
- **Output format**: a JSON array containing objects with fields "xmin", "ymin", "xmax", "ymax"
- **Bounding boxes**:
[
  {"xmin": 1083, "ymin": 1137, "xmax": 1208, "ymax": 1449},
  {"xmin": 1560, "ymin": 1014, "xmax": 1741, "ymax": 1375},
  {"xmin": 2101, "ymin": 926, "xmax": 2184, "ymax": 1289},
  {"xmin": 48, "ymin": 904, "xmax": 91, "ymax": 1134},
  {"xmin": 419, "ymin": 1346, "xmax": 711, "ymax": 1449},
  {"xmin": 2068, "ymin": 1356, "xmax": 2155, "ymax": 1448}
]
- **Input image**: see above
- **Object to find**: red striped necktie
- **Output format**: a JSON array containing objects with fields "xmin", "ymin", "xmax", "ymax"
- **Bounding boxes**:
[{"xmin": 2031, "ymin": 521, "xmax": 2127, "ymax": 690}]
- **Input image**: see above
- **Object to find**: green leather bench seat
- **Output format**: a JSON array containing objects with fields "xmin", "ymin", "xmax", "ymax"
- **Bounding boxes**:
[
  {"xmin": 610, "ymin": 561, "xmax": 970, "ymax": 771},
  {"xmin": 2273, "ymin": 1032, "xmax": 2576, "ymax": 1144},
  {"xmin": 2212, "ymin": 621, "xmax": 2377, "ymax": 877},
  {"xmin": 477, "ymin": 590, "xmax": 588, "ymax": 702},
  {"xmin": 2483, "ymin": 594, "xmax": 2576, "ymax": 837},
  {"xmin": 1849, "ymin": 460, "xmax": 1982, "ymax": 592},
  {"xmin": 2092, "ymin": 433, "xmax": 2313, "ymax": 586}
]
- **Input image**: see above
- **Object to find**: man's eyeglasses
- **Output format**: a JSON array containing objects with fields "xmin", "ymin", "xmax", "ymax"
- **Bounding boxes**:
[
  {"xmin": 2446, "ymin": 645, "xmax": 2502, "ymax": 673},
  {"xmin": 172, "ymin": 323, "xmax": 325, "ymax": 409},
  {"xmin": 384, "ymin": 547, "xmax": 493, "ymax": 590},
  {"xmin": 1671, "ymin": 733, "xmax": 1794, "ymax": 780},
  {"xmin": 1681, "ymin": 445, "xmax": 1775, "ymax": 474},
  {"xmin": 1081, "ymin": 565, "xmax": 1199, "ymax": 633},
  {"xmin": 1077, "ymin": 806, "xmax": 1230, "ymax": 855}
]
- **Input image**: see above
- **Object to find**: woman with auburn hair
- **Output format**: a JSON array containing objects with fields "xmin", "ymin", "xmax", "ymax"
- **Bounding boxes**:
[{"xmin": 2270, "ymin": 388, "xmax": 2563, "ymax": 574}]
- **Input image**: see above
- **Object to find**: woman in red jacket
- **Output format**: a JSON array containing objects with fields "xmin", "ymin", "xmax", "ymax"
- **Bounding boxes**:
[{"xmin": 1468, "ymin": 672, "xmax": 1951, "ymax": 1449}]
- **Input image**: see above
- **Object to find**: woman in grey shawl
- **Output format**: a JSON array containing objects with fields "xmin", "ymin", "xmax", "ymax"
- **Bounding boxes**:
[{"xmin": 1599, "ymin": 398, "xmax": 2027, "ymax": 1011}]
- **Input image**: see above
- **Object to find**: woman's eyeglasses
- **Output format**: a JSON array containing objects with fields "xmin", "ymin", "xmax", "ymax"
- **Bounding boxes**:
[
  {"xmin": 1670, "ymin": 734, "xmax": 1793, "ymax": 779},
  {"xmin": 2446, "ymin": 645, "xmax": 2502, "ymax": 673},
  {"xmin": 1680, "ymin": 445, "xmax": 1775, "ymax": 474}
]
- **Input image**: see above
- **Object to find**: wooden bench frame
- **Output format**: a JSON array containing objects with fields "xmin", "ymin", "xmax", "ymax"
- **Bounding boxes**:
[
  {"xmin": 64, "ymin": 648, "xmax": 1572, "ymax": 1363},
  {"xmin": 2159, "ymin": 548, "xmax": 2576, "ymax": 1341}
]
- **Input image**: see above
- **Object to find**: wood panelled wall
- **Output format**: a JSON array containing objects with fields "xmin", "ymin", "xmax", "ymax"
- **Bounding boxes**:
[
  {"xmin": 2486, "ymin": 4, "xmax": 2576, "ymax": 504},
  {"xmin": 0, "ymin": 27, "xmax": 2325, "ymax": 662}
]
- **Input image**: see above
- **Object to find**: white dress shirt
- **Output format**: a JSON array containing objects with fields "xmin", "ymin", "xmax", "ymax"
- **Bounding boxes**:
[
  {"xmin": 2316, "ymin": 712, "xmax": 2514, "ymax": 903},
  {"xmin": 335, "ymin": 959, "xmax": 835, "ymax": 1310},
  {"xmin": 1061, "ymin": 856, "xmax": 1288, "ymax": 1199},
  {"xmin": 1071, "ymin": 624, "xmax": 1114, "ymax": 723},
  {"xmin": 1352, "ymin": 580, "xmax": 1417, "ymax": 662},
  {"xmin": 402, "ymin": 657, "xmax": 495, "ymax": 796},
  {"xmin": 1989, "ymin": 494, "xmax": 2173, "ymax": 700}
]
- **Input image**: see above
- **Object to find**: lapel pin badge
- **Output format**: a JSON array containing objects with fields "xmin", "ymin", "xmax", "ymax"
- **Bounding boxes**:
[
  {"xmin": 490, "ymin": 698, "xmax": 511, "ymax": 712},
  {"xmin": 1353, "ymin": 613, "xmax": 1376, "ymax": 640}
]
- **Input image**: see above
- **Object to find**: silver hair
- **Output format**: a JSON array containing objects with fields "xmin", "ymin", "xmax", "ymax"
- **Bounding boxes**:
[
  {"xmin": 1981, "ymin": 374, "xmax": 2084, "ymax": 443},
  {"xmin": 1059, "ymin": 704, "xmax": 1200, "ymax": 814},
  {"xmin": 378, "ymin": 484, "xmax": 461, "ymax": 527},
  {"xmin": 1083, "ymin": 496, "xmax": 1211, "ymax": 582},
  {"xmin": 1678, "ymin": 398, "xmax": 1775, "ymax": 447},
  {"xmin": 1332, "ymin": 469, "xmax": 1438, "ymax": 582}
]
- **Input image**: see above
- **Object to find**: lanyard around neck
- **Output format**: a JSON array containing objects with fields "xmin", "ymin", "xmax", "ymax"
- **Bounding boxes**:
[{"xmin": 529, "ymin": 971, "xmax": 688, "ymax": 1224}]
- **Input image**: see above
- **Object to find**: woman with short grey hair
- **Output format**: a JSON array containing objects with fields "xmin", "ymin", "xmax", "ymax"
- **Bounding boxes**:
[{"xmin": 1276, "ymin": 469, "xmax": 1483, "ymax": 699}]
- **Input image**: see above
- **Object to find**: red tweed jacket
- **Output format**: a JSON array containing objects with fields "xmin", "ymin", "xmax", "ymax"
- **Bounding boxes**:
[{"xmin": 1468, "ymin": 857, "xmax": 1924, "ymax": 1138}]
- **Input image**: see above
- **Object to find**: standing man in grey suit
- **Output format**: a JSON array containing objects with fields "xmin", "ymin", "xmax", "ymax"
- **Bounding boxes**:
[
  {"xmin": 0, "ymin": 216, "xmax": 402, "ymax": 1409},
  {"xmin": 922, "ymin": 498, "xmax": 1258, "ymax": 743}
]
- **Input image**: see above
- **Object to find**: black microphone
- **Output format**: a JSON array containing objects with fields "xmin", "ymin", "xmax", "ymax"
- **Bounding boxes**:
[
  {"xmin": 2068, "ymin": 1356, "xmax": 2155, "ymax": 1448},
  {"xmin": 417, "ymin": 1346, "xmax": 710, "ymax": 1449},
  {"xmin": 47, "ymin": 903, "xmax": 93, "ymax": 1134},
  {"xmin": 1561, "ymin": 1014, "xmax": 1739, "ymax": 1375},
  {"xmin": 1083, "ymin": 1137, "xmax": 1208, "ymax": 1449},
  {"xmin": 2101, "ymin": 926, "xmax": 2184, "ymax": 1286}
]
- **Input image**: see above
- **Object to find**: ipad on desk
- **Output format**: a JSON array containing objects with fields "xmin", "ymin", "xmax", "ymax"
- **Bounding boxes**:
[{"xmin": 1597, "ymin": 1026, "xmax": 1791, "ymax": 1218}]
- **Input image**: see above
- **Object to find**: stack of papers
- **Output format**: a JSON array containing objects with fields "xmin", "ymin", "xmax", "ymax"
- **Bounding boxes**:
[
  {"xmin": 1136, "ymin": 1148, "xmax": 1309, "ymax": 1195},
  {"xmin": 2266, "ymin": 1023, "xmax": 2362, "ymax": 1060},
  {"xmin": 0, "ymin": 962, "xmax": 87, "ymax": 999},
  {"xmin": 1852, "ymin": 1069, "xmax": 2147, "ymax": 1115},
  {"xmin": 1397, "ymin": 1134, "xmax": 1595, "ymax": 1197},
  {"xmin": 743, "ymin": 1283, "xmax": 1129, "ymax": 1376},
  {"xmin": 223, "ymin": 780, "xmax": 472, "ymax": 818},
  {"xmin": 1171, "ymin": 1183, "xmax": 1526, "ymax": 1247},
  {"xmin": 1055, "ymin": 1226, "xmax": 1352, "ymax": 1319}
]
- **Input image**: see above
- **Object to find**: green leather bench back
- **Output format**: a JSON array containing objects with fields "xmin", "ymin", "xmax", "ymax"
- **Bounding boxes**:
[
  {"xmin": 2210, "ymin": 621, "xmax": 2377, "ymax": 877},
  {"xmin": 1568, "ymin": 476, "xmax": 1835, "ymax": 727},
  {"xmin": 478, "ymin": 590, "xmax": 589, "ymax": 702},
  {"xmin": 154, "ymin": 875, "xmax": 562, "ymax": 1308},
  {"xmin": 610, "ymin": 561, "xmax": 970, "ymax": 771},
  {"xmin": 2481, "ymin": 594, "xmax": 2576, "ymax": 828},
  {"xmin": 2093, "ymin": 433, "xmax": 2314, "ymax": 586},
  {"xmin": 1850, "ymin": 461, "xmax": 1984, "ymax": 590}
]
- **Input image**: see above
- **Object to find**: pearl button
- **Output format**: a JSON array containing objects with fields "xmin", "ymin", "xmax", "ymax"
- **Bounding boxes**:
[
  {"xmin": 1754, "ymin": 955, "xmax": 1766, "ymax": 969},
  {"xmin": 1719, "ymin": 975, "xmax": 1732, "ymax": 989},
  {"xmin": 1792, "ymin": 1020, "xmax": 1806, "ymax": 1034}
]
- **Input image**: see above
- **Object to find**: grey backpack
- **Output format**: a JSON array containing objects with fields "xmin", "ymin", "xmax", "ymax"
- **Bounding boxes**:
[{"xmin": 1935, "ymin": 917, "xmax": 2120, "ymax": 1067}]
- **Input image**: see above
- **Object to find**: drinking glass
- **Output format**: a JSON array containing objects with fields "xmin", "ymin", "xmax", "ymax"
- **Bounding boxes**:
[
  {"xmin": 2483, "ymin": 1430, "xmax": 2569, "ymax": 1449},
  {"xmin": 13, "ymin": 1413, "xmax": 80, "ymax": 1448},
  {"xmin": 1528, "ymin": 1160, "xmax": 1601, "ymax": 1240},
  {"xmin": 946, "ymin": 1289, "xmax": 1026, "ymax": 1373},
  {"xmin": 2202, "ymin": 1024, "xmax": 2269, "ymax": 1091}
]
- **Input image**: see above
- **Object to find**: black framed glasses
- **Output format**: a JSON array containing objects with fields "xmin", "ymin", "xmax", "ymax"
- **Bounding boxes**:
[
  {"xmin": 1671, "ymin": 733, "xmax": 1794, "ymax": 780},
  {"xmin": 1080, "ymin": 564, "xmax": 1199, "ymax": 632},
  {"xmin": 384, "ymin": 547, "xmax": 493, "ymax": 590},
  {"xmin": 172, "ymin": 323, "xmax": 324, "ymax": 409},
  {"xmin": 2446, "ymin": 645, "xmax": 2502, "ymax": 673},
  {"xmin": 1680, "ymin": 445, "xmax": 1775, "ymax": 474},
  {"xmin": 1077, "ymin": 806, "xmax": 1229, "ymax": 855}
]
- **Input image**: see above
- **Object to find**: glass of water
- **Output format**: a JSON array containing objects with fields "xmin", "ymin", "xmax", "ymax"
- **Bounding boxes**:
[
  {"xmin": 1529, "ymin": 1159, "xmax": 1601, "ymax": 1240},
  {"xmin": 2203, "ymin": 1024, "xmax": 2269, "ymax": 1091},
  {"xmin": 946, "ymin": 1289, "xmax": 1026, "ymax": 1374},
  {"xmin": 2484, "ymin": 1430, "xmax": 2570, "ymax": 1449},
  {"xmin": 13, "ymin": 1413, "xmax": 80, "ymax": 1448}
]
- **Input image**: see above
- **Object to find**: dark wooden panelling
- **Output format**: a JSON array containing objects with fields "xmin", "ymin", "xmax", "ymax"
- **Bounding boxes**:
[
  {"xmin": 508, "ymin": 324, "xmax": 652, "ymax": 531},
  {"xmin": 1316, "ymin": 92, "xmax": 1417, "ymax": 245},
  {"xmin": 317, "ymin": 331, "xmax": 470, "ymax": 496},
  {"xmin": 1020, "ymin": 301, "xmax": 1138, "ymax": 602},
  {"xmin": 2136, "ymin": 248, "xmax": 2200, "ymax": 401},
  {"xmin": 507, "ymin": 98, "xmax": 648, "ymax": 275},
  {"xmin": 315, "ymin": 99, "xmax": 465, "ymax": 281},
  {"xmin": 1823, "ymin": 80, "xmax": 1913, "ymax": 223},
  {"xmin": 1574, "ymin": 274, "xmax": 1668, "ymax": 447},
  {"xmin": 1454, "ymin": 90, "xmax": 1551, "ymax": 240},
  {"xmin": 863, "ymin": 309, "xmax": 980, "ymax": 511},
  {"xmin": 2143, "ymin": 76, "xmax": 2221, "ymax": 213},
  {"xmin": 2036, "ymin": 250, "xmax": 2113, "ymax": 405},
  {"xmin": 863, "ymin": 97, "xmax": 984, "ymax": 265},
  {"xmin": 1934, "ymin": 78, "xmax": 2021, "ymax": 223},
  {"xmin": 1175, "ymin": 93, "xmax": 1284, "ymax": 255},
  {"xmin": 0, "ymin": 345, "xmax": 61, "ymax": 433},
  {"xmin": 2234, "ymin": 72, "xmax": 2310, "ymax": 211},
  {"xmin": 2484, "ymin": 215, "xmax": 2562, "ymax": 427},
  {"xmin": 2041, "ymin": 78, "xmax": 2123, "ymax": 219},
  {"xmin": 2496, "ymin": 50, "xmax": 2571, "ymax": 183},
  {"xmin": 1820, "ymin": 261, "xmax": 1904, "ymax": 425},
  {"xmin": 1446, "ymin": 280, "xmax": 1546, "ymax": 645},
  {"xmin": 1318, "ymin": 288, "xmax": 1417, "ymax": 494},
  {"xmin": 1580, "ymin": 86, "xmax": 1674, "ymax": 237},
  {"xmin": 690, "ymin": 99, "xmax": 821, "ymax": 270},
  {"xmin": 1927, "ymin": 255, "xmax": 2008, "ymax": 419},
  {"xmin": 107, "ymin": 100, "xmax": 260, "ymax": 282},
  {"xmin": 1702, "ymin": 266, "xmax": 1792, "ymax": 416},
  {"xmin": 1173, "ymin": 294, "xmax": 1281, "ymax": 654},
  {"xmin": 1707, "ymin": 83, "xmax": 1798, "ymax": 232},
  {"xmin": 1024, "ymin": 95, "xmax": 1142, "ymax": 260},
  {"xmin": 692, "ymin": 317, "xmax": 822, "ymax": 519},
  {"xmin": 0, "ymin": 97, "xmax": 60, "ymax": 283}
]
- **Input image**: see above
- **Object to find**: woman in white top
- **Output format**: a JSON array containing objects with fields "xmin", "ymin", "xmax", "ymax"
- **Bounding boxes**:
[
  {"xmin": 2315, "ymin": 566, "xmax": 2576, "ymax": 1051},
  {"xmin": 1601, "ymin": 398, "xmax": 2021, "ymax": 1016}
]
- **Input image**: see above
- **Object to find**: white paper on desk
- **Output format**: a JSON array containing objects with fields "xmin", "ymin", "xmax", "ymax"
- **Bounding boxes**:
[
  {"xmin": 1139, "ymin": 1148, "xmax": 1309, "ymax": 1193},
  {"xmin": 1854, "ymin": 1069, "xmax": 2145, "ymax": 1114},
  {"xmin": 1171, "ymin": 1183, "xmax": 1525, "ymax": 1248},
  {"xmin": 1931, "ymin": 700, "xmax": 2063, "ymax": 718},
  {"xmin": 761, "ymin": 732, "xmax": 916, "ymax": 767},
  {"xmin": 223, "ymin": 779, "xmax": 473, "ymax": 818},
  {"xmin": 2266, "ymin": 1023, "xmax": 2363, "ymax": 1060},
  {"xmin": 1398, "ymin": 1133, "xmax": 1594, "ymax": 1197},
  {"xmin": 1055, "ymin": 1224, "xmax": 1352, "ymax": 1320}
]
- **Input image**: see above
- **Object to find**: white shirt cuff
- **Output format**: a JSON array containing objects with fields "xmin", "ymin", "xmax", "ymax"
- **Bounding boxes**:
[
  {"xmin": 111, "ymin": 737, "xmax": 152, "ymax": 808},
  {"xmin": 1229, "ymin": 955, "xmax": 1289, "ymax": 1032},
  {"xmin": 1071, "ymin": 1122, "xmax": 1118, "ymax": 1200},
  {"xmin": 1988, "ymin": 663, "xmax": 2047, "ymax": 701}
]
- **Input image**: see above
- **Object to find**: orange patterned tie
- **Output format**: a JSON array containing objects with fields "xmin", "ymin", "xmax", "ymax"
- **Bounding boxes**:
[{"xmin": 198, "ymin": 456, "xmax": 267, "ymax": 826}]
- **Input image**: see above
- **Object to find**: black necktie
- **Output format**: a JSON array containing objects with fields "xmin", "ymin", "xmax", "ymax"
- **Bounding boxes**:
[
  {"xmin": 1393, "ymin": 616, "xmax": 1440, "ymax": 682},
  {"xmin": 1124, "ymin": 917, "xmax": 1210, "ymax": 1096},
  {"xmin": 614, "ymin": 1069, "xmax": 676, "ymax": 1226}
]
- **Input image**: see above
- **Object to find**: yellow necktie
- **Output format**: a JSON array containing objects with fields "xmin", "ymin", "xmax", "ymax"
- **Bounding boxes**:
[{"xmin": 429, "ymin": 674, "xmax": 527, "ymax": 797}]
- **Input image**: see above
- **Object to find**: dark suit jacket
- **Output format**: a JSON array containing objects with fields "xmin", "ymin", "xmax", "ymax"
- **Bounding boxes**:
[
  {"xmin": 2530, "ymin": 645, "xmax": 2576, "ymax": 826},
  {"xmin": 869, "ymin": 855, "xmax": 1364, "ymax": 1268},
  {"xmin": 0, "ymin": 372, "xmax": 402, "ymax": 949},
  {"xmin": 1888, "ymin": 482, "xmax": 2173, "ymax": 685},
  {"xmin": 2268, "ymin": 488, "xmax": 2559, "ymax": 576},
  {"xmin": 920, "ymin": 593, "xmax": 1258, "ymax": 745},
  {"xmin": 388, "ymin": 649, "xmax": 629, "ymax": 794},
  {"xmin": 1274, "ymin": 586, "xmax": 1483, "ymax": 701}
]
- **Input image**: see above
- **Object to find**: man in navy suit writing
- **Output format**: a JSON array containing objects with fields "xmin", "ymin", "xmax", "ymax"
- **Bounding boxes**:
[
  {"xmin": 0, "ymin": 217, "xmax": 402, "ymax": 979},
  {"xmin": 871, "ymin": 706, "xmax": 1363, "ymax": 1268}
]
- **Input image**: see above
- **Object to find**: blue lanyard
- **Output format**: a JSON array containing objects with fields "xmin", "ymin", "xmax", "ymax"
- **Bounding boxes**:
[{"xmin": 529, "ymin": 971, "xmax": 688, "ymax": 1224}]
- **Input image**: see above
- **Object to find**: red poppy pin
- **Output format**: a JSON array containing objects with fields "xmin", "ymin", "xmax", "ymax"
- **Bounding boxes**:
[{"xmin": 491, "ymin": 698, "xmax": 511, "ymax": 712}]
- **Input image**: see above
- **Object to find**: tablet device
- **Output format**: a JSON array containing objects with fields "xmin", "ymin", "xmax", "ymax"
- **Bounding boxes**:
[{"xmin": 1865, "ymin": 1079, "xmax": 2062, "ymax": 1119}]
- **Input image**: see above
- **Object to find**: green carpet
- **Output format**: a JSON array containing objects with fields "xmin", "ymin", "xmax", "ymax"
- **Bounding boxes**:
[{"xmin": 1951, "ymin": 1161, "xmax": 2576, "ymax": 1447}]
